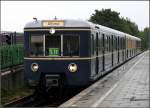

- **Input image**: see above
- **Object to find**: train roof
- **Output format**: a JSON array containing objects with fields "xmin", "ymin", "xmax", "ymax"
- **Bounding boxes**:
[
  {"xmin": 125, "ymin": 33, "xmax": 141, "ymax": 41},
  {"xmin": 24, "ymin": 19, "xmax": 141, "ymax": 40},
  {"xmin": 24, "ymin": 19, "xmax": 94, "ymax": 28}
]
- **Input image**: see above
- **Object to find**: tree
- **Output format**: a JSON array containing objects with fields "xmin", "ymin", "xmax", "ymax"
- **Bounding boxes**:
[
  {"xmin": 139, "ymin": 27, "xmax": 149, "ymax": 50},
  {"xmin": 89, "ymin": 9, "xmax": 139, "ymax": 36},
  {"xmin": 89, "ymin": 9, "xmax": 121, "ymax": 30}
]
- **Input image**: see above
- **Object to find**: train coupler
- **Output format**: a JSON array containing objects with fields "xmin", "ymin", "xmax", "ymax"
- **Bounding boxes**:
[{"xmin": 45, "ymin": 74, "xmax": 60, "ymax": 87}]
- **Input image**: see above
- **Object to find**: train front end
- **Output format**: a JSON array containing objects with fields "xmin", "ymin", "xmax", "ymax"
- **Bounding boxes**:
[{"xmin": 24, "ymin": 19, "xmax": 91, "ymax": 89}]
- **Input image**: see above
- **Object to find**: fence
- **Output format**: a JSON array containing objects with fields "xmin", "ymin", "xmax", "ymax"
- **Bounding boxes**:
[{"xmin": 1, "ymin": 44, "xmax": 24, "ymax": 69}]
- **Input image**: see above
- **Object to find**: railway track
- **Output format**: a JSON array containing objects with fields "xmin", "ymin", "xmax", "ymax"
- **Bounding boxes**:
[
  {"xmin": 3, "ymin": 94, "xmax": 51, "ymax": 107},
  {"xmin": 3, "ymin": 95, "xmax": 34, "ymax": 107},
  {"xmin": 3, "ymin": 87, "xmax": 84, "ymax": 107}
]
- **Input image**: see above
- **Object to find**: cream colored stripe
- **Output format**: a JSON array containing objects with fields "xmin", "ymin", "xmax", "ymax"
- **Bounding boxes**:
[
  {"xmin": 24, "ymin": 54, "xmax": 107, "ymax": 60},
  {"xmin": 24, "ymin": 54, "xmax": 122, "ymax": 60},
  {"xmin": 24, "ymin": 57, "xmax": 95, "ymax": 60},
  {"xmin": 24, "ymin": 51, "xmax": 129, "ymax": 60}
]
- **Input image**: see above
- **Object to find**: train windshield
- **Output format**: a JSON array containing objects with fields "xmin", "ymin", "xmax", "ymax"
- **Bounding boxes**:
[
  {"xmin": 45, "ymin": 35, "xmax": 61, "ymax": 56},
  {"xmin": 45, "ymin": 34, "xmax": 79, "ymax": 57},
  {"xmin": 63, "ymin": 35, "xmax": 79, "ymax": 56},
  {"xmin": 30, "ymin": 34, "xmax": 79, "ymax": 57},
  {"xmin": 30, "ymin": 36, "xmax": 44, "ymax": 56}
]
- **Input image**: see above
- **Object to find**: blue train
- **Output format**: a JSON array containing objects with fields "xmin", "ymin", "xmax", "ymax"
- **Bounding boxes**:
[{"xmin": 24, "ymin": 19, "xmax": 141, "ymax": 92}]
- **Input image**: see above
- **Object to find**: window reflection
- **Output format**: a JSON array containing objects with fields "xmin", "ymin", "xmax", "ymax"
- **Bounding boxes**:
[
  {"xmin": 45, "ymin": 35, "xmax": 61, "ymax": 56},
  {"xmin": 63, "ymin": 35, "xmax": 79, "ymax": 56},
  {"xmin": 30, "ymin": 36, "xmax": 43, "ymax": 56},
  {"xmin": 30, "ymin": 34, "xmax": 79, "ymax": 57}
]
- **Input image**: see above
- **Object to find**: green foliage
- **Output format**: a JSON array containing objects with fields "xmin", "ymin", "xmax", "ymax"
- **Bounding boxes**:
[
  {"xmin": 138, "ymin": 27, "xmax": 150, "ymax": 50},
  {"xmin": 89, "ymin": 8, "xmax": 139, "ymax": 36},
  {"xmin": 90, "ymin": 9, "xmax": 121, "ymax": 30}
]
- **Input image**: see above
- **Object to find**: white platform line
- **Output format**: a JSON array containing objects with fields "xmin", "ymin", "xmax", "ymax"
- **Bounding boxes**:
[{"xmin": 92, "ymin": 52, "xmax": 146, "ymax": 107}]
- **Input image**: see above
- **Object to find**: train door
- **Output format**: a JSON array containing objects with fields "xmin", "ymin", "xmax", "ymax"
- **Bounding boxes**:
[{"xmin": 96, "ymin": 32, "xmax": 99, "ymax": 75}]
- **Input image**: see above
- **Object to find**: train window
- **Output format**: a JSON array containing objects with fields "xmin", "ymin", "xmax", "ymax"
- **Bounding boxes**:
[
  {"xmin": 122, "ymin": 38, "xmax": 124, "ymax": 49},
  {"xmin": 111, "ymin": 35, "xmax": 113, "ymax": 51},
  {"xmin": 45, "ymin": 35, "xmax": 61, "ymax": 56},
  {"xmin": 108, "ymin": 36, "xmax": 109, "ymax": 52},
  {"xmin": 119, "ymin": 37, "xmax": 121, "ymax": 49},
  {"xmin": 109, "ymin": 36, "xmax": 111, "ymax": 52},
  {"xmin": 63, "ymin": 35, "xmax": 79, "ymax": 56},
  {"xmin": 30, "ymin": 36, "xmax": 44, "ymax": 56},
  {"xmin": 120, "ymin": 37, "xmax": 122, "ymax": 49},
  {"xmin": 94, "ymin": 34, "xmax": 96, "ymax": 55},
  {"xmin": 116, "ymin": 37, "xmax": 118, "ymax": 50},
  {"xmin": 121, "ymin": 38, "xmax": 123, "ymax": 49},
  {"xmin": 121, "ymin": 38, "xmax": 124, "ymax": 49},
  {"xmin": 102, "ymin": 34, "xmax": 105, "ymax": 52},
  {"xmin": 105, "ymin": 36, "xmax": 108, "ymax": 52},
  {"xmin": 91, "ymin": 34, "xmax": 94, "ymax": 56},
  {"xmin": 124, "ymin": 38, "xmax": 125, "ymax": 49},
  {"xmin": 99, "ymin": 32, "xmax": 103, "ymax": 54},
  {"xmin": 106, "ymin": 36, "xmax": 110, "ymax": 52},
  {"xmin": 113, "ymin": 36, "xmax": 117, "ymax": 51},
  {"xmin": 118, "ymin": 37, "xmax": 120, "ymax": 50}
]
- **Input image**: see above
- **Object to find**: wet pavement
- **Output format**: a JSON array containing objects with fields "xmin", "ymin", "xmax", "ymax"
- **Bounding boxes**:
[{"xmin": 59, "ymin": 51, "xmax": 149, "ymax": 108}]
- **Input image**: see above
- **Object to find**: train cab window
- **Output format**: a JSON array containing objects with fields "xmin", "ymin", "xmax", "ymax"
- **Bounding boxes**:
[
  {"xmin": 45, "ymin": 35, "xmax": 61, "ymax": 56},
  {"xmin": 63, "ymin": 35, "xmax": 79, "ymax": 56},
  {"xmin": 30, "ymin": 36, "xmax": 44, "ymax": 56}
]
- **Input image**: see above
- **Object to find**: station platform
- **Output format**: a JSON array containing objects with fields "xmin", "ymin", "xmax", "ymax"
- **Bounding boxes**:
[{"xmin": 59, "ymin": 51, "xmax": 149, "ymax": 108}]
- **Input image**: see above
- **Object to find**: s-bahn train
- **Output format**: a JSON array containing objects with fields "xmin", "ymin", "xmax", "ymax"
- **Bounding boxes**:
[{"xmin": 24, "ymin": 19, "xmax": 141, "ymax": 91}]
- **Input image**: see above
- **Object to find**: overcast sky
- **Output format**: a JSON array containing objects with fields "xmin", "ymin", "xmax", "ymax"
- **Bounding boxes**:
[{"xmin": 1, "ymin": 1, "xmax": 149, "ymax": 32}]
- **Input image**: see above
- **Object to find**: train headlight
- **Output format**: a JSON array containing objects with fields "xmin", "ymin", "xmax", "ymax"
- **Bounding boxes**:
[
  {"xmin": 68, "ymin": 63, "xmax": 77, "ymax": 72},
  {"xmin": 31, "ymin": 63, "xmax": 39, "ymax": 72},
  {"xmin": 49, "ymin": 28, "xmax": 55, "ymax": 34}
]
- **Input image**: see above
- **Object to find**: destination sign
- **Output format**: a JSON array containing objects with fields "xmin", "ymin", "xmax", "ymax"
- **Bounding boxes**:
[
  {"xmin": 42, "ymin": 20, "xmax": 64, "ymax": 27},
  {"xmin": 49, "ymin": 48, "xmax": 59, "ymax": 56}
]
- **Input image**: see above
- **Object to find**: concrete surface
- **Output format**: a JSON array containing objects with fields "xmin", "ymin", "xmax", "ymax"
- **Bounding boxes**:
[{"xmin": 59, "ymin": 51, "xmax": 149, "ymax": 108}]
